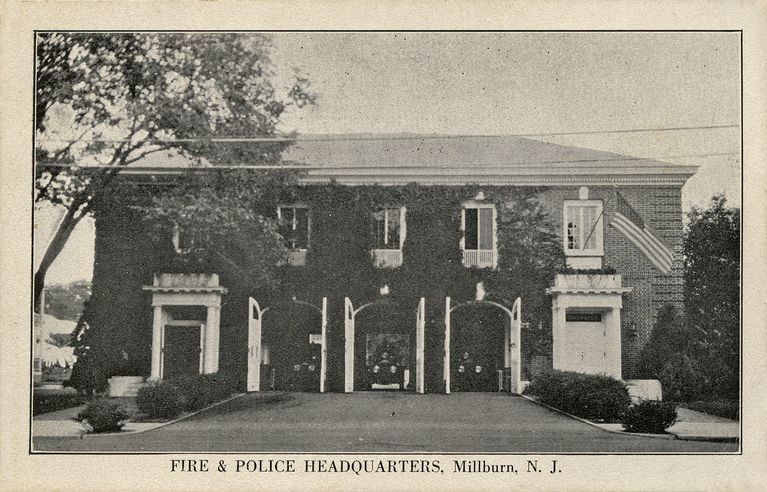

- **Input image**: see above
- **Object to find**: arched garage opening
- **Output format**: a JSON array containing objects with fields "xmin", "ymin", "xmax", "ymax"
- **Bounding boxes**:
[
  {"xmin": 444, "ymin": 297, "xmax": 521, "ymax": 394},
  {"xmin": 344, "ymin": 297, "xmax": 425, "ymax": 393},
  {"xmin": 247, "ymin": 298, "xmax": 327, "ymax": 393}
]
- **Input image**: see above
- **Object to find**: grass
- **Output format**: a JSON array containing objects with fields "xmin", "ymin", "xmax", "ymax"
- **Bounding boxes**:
[
  {"xmin": 33, "ymin": 389, "xmax": 86, "ymax": 416},
  {"xmin": 679, "ymin": 400, "xmax": 740, "ymax": 421}
]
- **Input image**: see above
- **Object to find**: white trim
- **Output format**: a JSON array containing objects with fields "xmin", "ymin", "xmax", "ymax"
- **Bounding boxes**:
[
  {"xmin": 563, "ymin": 199, "xmax": 604, "ymax": 257},
  {"xmin": 461, "ymin": 201, "xmax": 497, "ymax": 268}
]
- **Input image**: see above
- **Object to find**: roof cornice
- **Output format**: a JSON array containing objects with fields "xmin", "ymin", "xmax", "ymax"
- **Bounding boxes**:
[{"xmin": 119, "ymin": 164, "xmax": 698, "ymax": 187}]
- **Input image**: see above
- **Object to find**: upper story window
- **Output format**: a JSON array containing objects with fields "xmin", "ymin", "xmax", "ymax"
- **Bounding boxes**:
[
  {"xmin": 172, "ymin": 223, "xmax": 195, "ymax": 254},
  {"xmin": 563, "ymin": 199, "xmax": 604, "ymax": 257},
  {"xmin": 461, "ymin": 202, "xmax": 497, "ymax": 268},
  {"xmin": 371, "ymin": 207, "xmax": 406, "ymax": 268},
  {"xmin": 277, "ymin": 205, "xmax": 310, "ymax": 266}
]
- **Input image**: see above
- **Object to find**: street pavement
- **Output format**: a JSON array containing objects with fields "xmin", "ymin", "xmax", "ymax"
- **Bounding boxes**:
[{"xmin": 33, "ymin": 392, "xmax": 738, "ymax": 453}]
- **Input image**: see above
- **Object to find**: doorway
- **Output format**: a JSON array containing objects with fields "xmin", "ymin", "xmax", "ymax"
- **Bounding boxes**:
[
  {"xmin": 354, "ymin": 305, "xmax": 413, "ymax": 391},
  {"xmin": 262, "ymin": 305, "xmax": 323, "ymax": 392},
  {"xmin": 162, "ymin": 324, "xmax": 202, "ymax": 379},
  {"xmin": 450, "ymin": 307, "xmax": 505, "ymax": 392}
]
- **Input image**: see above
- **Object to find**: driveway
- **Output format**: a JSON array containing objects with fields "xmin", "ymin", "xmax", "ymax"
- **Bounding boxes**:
[{"xmin": 34, "ymin": 392, "xmax": 738, "ymax": 452}]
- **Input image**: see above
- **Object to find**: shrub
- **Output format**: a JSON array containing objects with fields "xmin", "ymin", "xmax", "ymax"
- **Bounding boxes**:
[
  {"xmin": 621, "ymin": 400, "xmax": 678, "ymax": 433},
  {"xmin": 77, "ymin": 399, "xmax": 130, "ymax": 433},
  {"xmin": 33, "ymin": 392, "xmax": 85, "ymax": 416},
  {"xmin": 525, "ymin": 370, "xmax": 631, "ymax": 422},
  {"xmin": 136, "ymin": 383, "xmax": 184, "ymax": 419},
  {"xmin": 169, "ymin": 373, "xmax": 235, "ymax": 412},
  {"xmin": 658, "ymin": 353, "xmax": 705, "ymax": 402},
  {"xmin": 681, "ymin": 400, "xmax": 740, "ymax": 421}
]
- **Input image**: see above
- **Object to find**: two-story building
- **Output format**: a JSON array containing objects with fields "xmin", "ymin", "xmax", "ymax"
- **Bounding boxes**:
[{"xmin": 85, "ymin": 134, "xmax": 696, "ymax": 397}]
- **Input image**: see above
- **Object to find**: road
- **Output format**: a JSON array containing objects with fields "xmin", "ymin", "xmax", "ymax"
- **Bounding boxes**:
[{"xmin": 34, "ymin": 392, "xmax": 737, "ymax": 452}]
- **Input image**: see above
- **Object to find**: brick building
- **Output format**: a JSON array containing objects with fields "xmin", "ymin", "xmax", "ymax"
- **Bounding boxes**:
[{"xmin": 90, "ymin": 135, "xmax": 696, "ymax": 396}]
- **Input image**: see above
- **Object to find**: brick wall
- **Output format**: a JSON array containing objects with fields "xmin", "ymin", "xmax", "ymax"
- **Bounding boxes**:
[{"xmin": 538, "ymin": 186, "xmax": 684, "ymax": 377}]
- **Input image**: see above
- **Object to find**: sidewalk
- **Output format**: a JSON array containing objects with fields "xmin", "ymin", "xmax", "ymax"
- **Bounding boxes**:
[
  {"xmin": 593, "ymin": 407, "xmax": 739, "ymax": 442},
  {"xmin": 33, "ymin": 403, "xmax": 169, "ymax": 438}
]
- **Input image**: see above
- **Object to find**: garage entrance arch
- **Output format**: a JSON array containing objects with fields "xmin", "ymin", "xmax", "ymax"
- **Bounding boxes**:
[
  {"xmin": 444, "ymin": 297, "xmax": 521, "ymax": 394},
  {"xmin": 344, "ymin": 297, "xmax": 425, "ymax": 394},
  {"xmin": 247, "ymin": 297, "xmax": 328, "ymax": 393}
]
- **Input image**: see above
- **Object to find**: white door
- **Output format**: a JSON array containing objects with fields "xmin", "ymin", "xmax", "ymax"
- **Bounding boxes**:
[{"xmin": 566, "ymin": 320, "xmax": 606, "ymax": 375}]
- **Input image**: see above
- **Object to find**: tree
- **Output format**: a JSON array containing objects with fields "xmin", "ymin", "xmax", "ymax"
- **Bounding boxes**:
[
  {"xmin": 42, "ymin": 279, "xmax": 91, "ymax": 321},
  {"xmin": 683, "ymin": 194, "xmax": 740, "ymax": 400},
  {"xmin": 35, "ymin": 32, "xmax": 314, "ymax": 312}
]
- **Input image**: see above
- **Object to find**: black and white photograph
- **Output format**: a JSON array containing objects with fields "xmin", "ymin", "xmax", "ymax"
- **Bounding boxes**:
[
  {"xmin": 2, "ymin": 2, "xmax": 765, "ymax": 488},
  {"xmin": 29, "ymin": 30, "xmax": 742, "ymax": 454}
]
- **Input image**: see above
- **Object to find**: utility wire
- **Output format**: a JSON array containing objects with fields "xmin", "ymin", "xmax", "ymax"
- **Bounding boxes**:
[
  {"xmin": 35, "ymin": 152, "xmax": 739, "ymax": 171},
  {"xmin": 37, "ymin": 124, "xmax": 740, "ymax": 144}
]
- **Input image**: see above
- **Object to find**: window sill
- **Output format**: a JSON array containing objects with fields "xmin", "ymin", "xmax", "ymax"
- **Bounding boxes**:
[
  {"xmin": 286, "ymin": 249, "xmax": 308, "ymax": 266},
  {"xmin": 565, "ymin": 249, "xmax": 604, "ymax": 257},
  {"xmin": 371, "ymin": 249, "xmax": 403, "ymax": 268}
]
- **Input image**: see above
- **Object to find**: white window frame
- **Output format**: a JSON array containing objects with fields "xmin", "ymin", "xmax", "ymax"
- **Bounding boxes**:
[
  {"xmin": 460, "ymin": 201, "xmax": 497, "ymax": 268},
  {"xmin": 563, "ymin": 199, "xmax": 604, "ymax": 257},
  {"xmin": 277, "ymin": 205, "xmax": 311, "ymax": 251},
  {"xmin": 172, "ymin": 223, "xmax": 194, "ymax": 254},
  {"xmin": 371, "ymin": 206, "xmax": 406, "ymax": 251},
  {"xmin": 371, "ymin": 206, "xmax": 406, "ymax": 268}
]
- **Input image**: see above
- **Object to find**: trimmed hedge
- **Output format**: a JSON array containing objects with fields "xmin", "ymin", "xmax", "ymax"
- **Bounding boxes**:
[
  {"xmin": 681, "ymin": 400, "xmax": 740, "ymax": 421},
  {"xmin": 172, "ymin": 373, "xmax": 235, "ymax": 412},
  {"xmin": 136, "ymin": 373, "xmax": 236, "ymax": 419},
  {"xmin": 136, "ymin": 382, "xmax": 185, "ymax": 419},
  {"xmin": 525, "ymin": 370, "xmax": 631, "ymax": 422},
  {"xmin": 621, "ymin": 401, "xmax": 677, "ymax": 434},
  {"xmin": 77, "ymin": 399, "xmax": 131, "ymax": 433},
  {"xmin": 33, "ymin": 393, "xmax": 86, "ymax": 416}
]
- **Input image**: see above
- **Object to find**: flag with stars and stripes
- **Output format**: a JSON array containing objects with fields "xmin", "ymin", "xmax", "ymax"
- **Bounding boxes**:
[{"xmin": 609, "ymin": 191, "xmax": 674, "ymax": 274}]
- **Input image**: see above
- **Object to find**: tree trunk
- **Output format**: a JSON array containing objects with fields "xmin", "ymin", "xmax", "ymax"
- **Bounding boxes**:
[{"xmin": 34, "ymin": 204, "xmax": 86, "ymax": 313}]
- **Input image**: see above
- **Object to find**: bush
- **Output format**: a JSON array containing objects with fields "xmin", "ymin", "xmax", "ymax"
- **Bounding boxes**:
[
  {"xmin": 33, "ymin": 392, "xmax": 85, "ymax": 416},
  {"xmin": 681, "ymin": 400, "xmax": 740, "ymax": 421},
  {"xmin": 525, "ymin": 370, "xmax": 631, "ymax": 422},
  {"xmin": 621, "ymin": 400, "xmax": 677, "ymax": 433},
  {"xmin": 136, "ymin": 383, "xmax": 184, "ymax": 419},
  {"xmin": 170, "ymin": 373, "xmax": 234, "ymax": 412},
  {"xmin": 77, "ymin": 399, "xmax": 130, "ymax": 433},
  {"xmin": 137, "ymin": 373, "xmax": 236, "ymax": 419},
  {"xmin": 658, "ymin": 353, "xmax": 705, "ymax": 402}
]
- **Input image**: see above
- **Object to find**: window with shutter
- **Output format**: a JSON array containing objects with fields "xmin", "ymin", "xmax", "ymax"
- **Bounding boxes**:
[{"xmin": 461, "ymin": 203, "xmax": 496, "ymax": 268}]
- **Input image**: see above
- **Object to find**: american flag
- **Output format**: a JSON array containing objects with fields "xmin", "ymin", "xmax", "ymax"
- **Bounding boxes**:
[{"xmin": 609, "ymin": 192, "xmax": 674, "ymax": 274}]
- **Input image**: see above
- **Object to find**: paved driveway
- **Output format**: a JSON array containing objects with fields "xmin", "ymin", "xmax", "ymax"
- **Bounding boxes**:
[{"xmin": 34, "ymin": 392, "xmax": 737, "ymax": 452}]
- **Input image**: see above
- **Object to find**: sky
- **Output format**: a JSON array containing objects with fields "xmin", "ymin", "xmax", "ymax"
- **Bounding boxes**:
[{"xmin": 36, "ymin": 32, "xmax": 741, "ymax": 285}]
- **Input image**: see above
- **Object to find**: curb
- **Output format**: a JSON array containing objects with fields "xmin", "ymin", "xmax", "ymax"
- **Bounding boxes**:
[
  {"xmin": 85, "ymin": 392, "xmax": 247, "ymax": 437},
  {"xmin": 520, "ymin": 394, "xmax": 677, "ymax": 441}
]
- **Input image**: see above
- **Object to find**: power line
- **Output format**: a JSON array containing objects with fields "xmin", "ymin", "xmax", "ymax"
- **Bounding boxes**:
[
  {"xmin": 36, "ymin": 124, "xmax": 740, "ymax": 144},
  {"xmin": 35, "ymin": 151, "xmax": 738, "ymax": 171}
]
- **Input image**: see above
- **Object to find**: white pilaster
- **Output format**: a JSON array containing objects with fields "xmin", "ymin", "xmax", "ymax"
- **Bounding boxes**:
[
  {"xmin": 150, "ymin": 305, "xmax": 163, "ymax": 379},
  {"xmin": 551, "ymin": 304, "xmax": 567, "ymax": 371},
  {"xmin": 203, "ymin": 305, "xmax": 220, "ymax": 374},
  {"xmin": 605, "ymin": 308, "xmax": 622, "ymax": 379}
]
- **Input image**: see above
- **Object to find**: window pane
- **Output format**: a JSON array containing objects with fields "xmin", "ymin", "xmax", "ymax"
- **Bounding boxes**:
[
  {"xmin": 279, "ymin": 208, "xmax": 293, "ymax": 247},
  {"xmin": 294, "ymin": 208, "xmax": 309, "ymax": 249},
  {"xmin": 583, "ymin": 206, "xmax": 597, "ymax": 250},
  {"xmin": 566, "ymin": 206, "xmax": 579, "ymax": 250},
  {"xmin": 478, "ymin": 208, "xmax": 493, "ymax": 250},
  {"xmin": 372, "ymin": 209, "xmax": 386, "ymax": 249},
  {"xmin": 464, "ymin": 208, "xmax": 478, "ymax": 250},
  {"xmin": 386, "ymin": 208, "xmax": 400, "ymax": 249}
]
